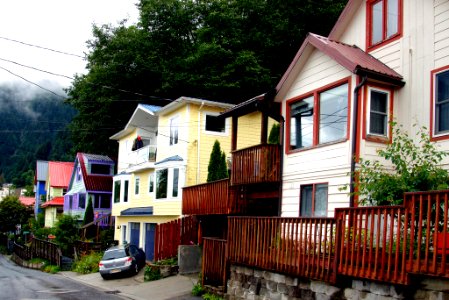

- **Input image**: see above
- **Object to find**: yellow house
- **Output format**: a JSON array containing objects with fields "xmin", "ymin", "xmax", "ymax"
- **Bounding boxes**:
[
  {"xmin": 110, "ymin": 98, "xmax": 237, "ymax": 260},
  {"xmin": 43, "ymin": 161, "xmax": 74, "ymax": 227}
]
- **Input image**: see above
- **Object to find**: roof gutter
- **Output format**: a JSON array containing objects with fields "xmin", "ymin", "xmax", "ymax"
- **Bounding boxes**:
[{"xmin": 349, "ymin": 75, "xmax": 367, "ymax": 207}]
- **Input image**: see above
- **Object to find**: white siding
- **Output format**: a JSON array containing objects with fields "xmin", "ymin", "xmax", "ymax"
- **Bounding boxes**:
[{"xmin": 435, "ymin": 0, "xmax": 449, "ymax": 65}]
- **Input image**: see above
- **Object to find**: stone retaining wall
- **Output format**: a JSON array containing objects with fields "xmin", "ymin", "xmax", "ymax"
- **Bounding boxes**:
[
  {"xmin": 11, "ymin": 253, "xmax": 44, "ymax": 270},
  {"xmin": 226, "ymin": 265, "xmax": 449, "ymax": 300}
]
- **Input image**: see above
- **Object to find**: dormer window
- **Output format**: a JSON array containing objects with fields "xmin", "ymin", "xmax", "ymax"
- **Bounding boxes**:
[
  {"xmin": 90, "ymin": 163, "xmax": 110, "ymax": 175},
  {"xmin": 367, "ymin": 0, "xmax": 402, "ymax": 49}
]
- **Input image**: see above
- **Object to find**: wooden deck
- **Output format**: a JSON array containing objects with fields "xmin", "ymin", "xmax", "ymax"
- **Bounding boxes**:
[{"xmin": 203, "ymin": 190, "xmax": 449, "ymax": 288}]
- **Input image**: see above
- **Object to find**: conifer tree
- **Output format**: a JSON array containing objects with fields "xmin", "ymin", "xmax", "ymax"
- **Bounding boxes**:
[
  {"xmin": 207, "ymin": 140, "xmax": 228, "ymax": 182},
  {"xmin": 83, "ymin": 196, "xmax": 94, "ymax": 226}
]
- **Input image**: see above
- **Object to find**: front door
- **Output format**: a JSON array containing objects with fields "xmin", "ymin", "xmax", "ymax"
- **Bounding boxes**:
[
  {"xmin": 130, "ymin": 222, "xmax": 140, "ymax": 246},
  {"xmin": 145, "ymin": 223, "xmax": 156, "ymax": 261}
]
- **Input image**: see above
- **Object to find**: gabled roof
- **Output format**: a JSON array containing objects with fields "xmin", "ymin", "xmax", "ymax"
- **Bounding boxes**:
[
  {"xmin": 19, "ymin": 196, "xmax": 35, "ymax": 207},
  {"xmin": 275, "ymin": 33, "xmax": 404, "ymax": 98},
  {"xmin": 48, "ymin": 161, "xmax": 74, "ymax": 188},
  {"xmin": 41, "ymin": 196, "xmax": 64, "ymax": 208},
  {"xmin": 155, "ymin": 155, "xmax": 183, "ymax": 165},
  {"xmin": 219, "ymin": 91, "xmax": 281, "ymax": 122},
  {"xmin": 328, "ymin": 0, "xmax": 363, "ymax": 41},
  {"xmin": 110, "ymin": 104, "xmax": 161, "ymax": 140},
  {"xmin": 156, "ymin": 96, "xmax": 234, "ymax": 116},
  {"xmin": 35, "ymin": 160, "xmax": 48, "ymax": 182},
  {"xmin": 77, "ymin": 153, "xmax": 113, "ymax": 193}
]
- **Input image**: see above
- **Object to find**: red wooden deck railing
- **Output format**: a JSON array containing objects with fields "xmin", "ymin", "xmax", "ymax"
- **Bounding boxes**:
[
  {"xmin": 154, "ymin": 216, "xmax": 198, "ymax": 262},
  {"xmin": 335, "ymin": 205, "xmax": 408, "ymax": 284},
  {"xmin": 231, "ymin": 144, "xmax": 281, "ymax": 185},
  {"xmin": 219, "ymin": 190, "xmax": 449, "ymax": 287},
  {"xmin": 227, "ymin": 217, "xmax": 338, "ymax": 283},
  {"xmin": 202, "ymin": 238, "xmax": 228, "ymax": 288},
  {"xmin": 182, "ymin": 179, "xmax": 232, "ymax": 215}
]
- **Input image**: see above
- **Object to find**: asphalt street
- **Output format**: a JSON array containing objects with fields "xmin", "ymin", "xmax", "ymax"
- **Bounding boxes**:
[{"xmin": 0, "ymin": 254, "xmax": 122, "ymax": 300}]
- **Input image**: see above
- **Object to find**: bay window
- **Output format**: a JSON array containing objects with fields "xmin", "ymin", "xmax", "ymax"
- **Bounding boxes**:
[{"xmin": 288, "ymin": 80, "xmax": 349, "ymax": 151}]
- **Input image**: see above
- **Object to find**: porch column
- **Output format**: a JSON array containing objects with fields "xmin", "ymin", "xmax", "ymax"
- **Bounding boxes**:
[
  {"xmin": 231, "ymin": 115, "xmax": 238, "ymax": 151},
  {"xmin": 261, "ymin": 113, "xmax": 268, "ymax": 144}
]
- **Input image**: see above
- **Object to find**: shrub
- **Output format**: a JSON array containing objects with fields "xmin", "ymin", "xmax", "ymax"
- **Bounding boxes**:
[
  {"xmin": 72, "ymin": 251, "xmax": 103, "ymax": 274},
  {"xmin": 153, "ymin": 257, "xmax": 177, "ymax": 266},
  {"xmin": 43, "ymin": 264, "xmax": 60, "ymax": 274},
  {"xmin": 202, "ymin": 293, "xmax": 223, "ymax": 300},
  {"xmin": 350, "ymin": 123, "xmax": 449, "ymax": 205},
  {"xmin": 192, "ymin": 283, "xmax": 205, "ymax": 296},
  {"xmin": 144, "ymin": 265, "xmax": 161, "ymax": 282}
]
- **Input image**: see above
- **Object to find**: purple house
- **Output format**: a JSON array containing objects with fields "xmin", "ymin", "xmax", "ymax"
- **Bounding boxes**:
[{"xmin": 64, "ymin": 153, "xmax": 115, "ymax": 226}]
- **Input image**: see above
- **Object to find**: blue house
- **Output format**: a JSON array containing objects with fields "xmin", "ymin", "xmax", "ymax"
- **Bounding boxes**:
[{"xmin": 34, "ymin": 160, "xmax": 48, "ymax": 218}]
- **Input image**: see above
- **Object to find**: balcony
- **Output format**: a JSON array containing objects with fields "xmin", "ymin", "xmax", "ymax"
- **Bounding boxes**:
[
  {"xmin": 231, "ymin": 144, "xmax": 281, "ymax": 185},
  {"xmin": 182, "ymin": 179, "xmax": 236, "ymax": 215},
  {"xmin": 129, "ymin": 145, "xmax": 157, "ymax": 166}
]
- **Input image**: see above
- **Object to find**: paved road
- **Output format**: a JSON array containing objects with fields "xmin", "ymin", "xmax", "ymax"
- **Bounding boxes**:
[{"xmin": 0, "ymin": 254, "xmax": 122, "ymax": 300}]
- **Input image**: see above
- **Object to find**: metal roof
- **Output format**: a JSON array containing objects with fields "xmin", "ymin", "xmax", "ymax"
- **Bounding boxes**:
[
  {"xmin": 19, "ymin": 196, "xmax": 35, "ymax": 207},
  {"xmin": 120, "ymin": 207, "xmax": 153, "ymax": 216},
  {"xmin": 77, "ymin": 153, "xmax": 113, "ymax": 193},
  {"xmin": 48, "ymin": 161, "xmax": 74, "ymax": 188},
  {"xmin": 41, "ymin": 196, "xmax": 64, "ymax": 208},
  {"xmin": 155, "ymin": 155, "xmax": 183, "ymax": 165},
  {"xmin": 36, "ymin": 160, "xmax": 49, "ymax": 182}
]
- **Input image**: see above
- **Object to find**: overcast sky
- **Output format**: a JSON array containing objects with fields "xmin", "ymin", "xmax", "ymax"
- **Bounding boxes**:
[{"xmin": 0, "ymin": 1, "xmax": 139, "ymax": 93}]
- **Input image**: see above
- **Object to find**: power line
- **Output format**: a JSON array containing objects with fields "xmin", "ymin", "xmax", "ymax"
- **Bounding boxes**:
[
  {"xmin": 0, "ymin": 65, "xmax": 66, "ymax": 98},
  {"xmin": 0, "ymin": 36, "xmax": 85, "ymax": 59}
]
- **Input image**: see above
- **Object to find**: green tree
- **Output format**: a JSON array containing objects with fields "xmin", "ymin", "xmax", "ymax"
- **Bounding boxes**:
[
  {"xmin": 54, "ymin": 215, "xmax": 79, "ymax": 255},
  {"xmin": 354, "ymin": 123, "xmax": 449, "ymax": 206},
  {"xmin": 268, "ymin": 123, "xmax": 280, "ymax": 144},
  {"xmin": 66, "ymin": 0, "xmax": 346, "ymax": 155},
  {"xmin": 0, "ymin": 196, "xmax": 29, "ymax": 233},
  {"xmin": 83, "ymin": 197, "xmax": 94, "ymax": 226},
  {"xmin": 207, "ymin": 140, "xmax": 228, "ymax": 182}
]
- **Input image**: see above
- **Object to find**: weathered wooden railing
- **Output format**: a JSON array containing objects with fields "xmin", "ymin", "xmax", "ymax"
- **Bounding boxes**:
[
  {"xmin": 31, "ymin": 238, "xmax": 62, "ymax": 267},
  {"xmin": 221, "ymin": 190, "xmax": 449, "ymax": 288},
  {"xmin": 202, "ymin": 238, "xmax": 228, "ymax": 288},
  {"xmin": 231, "ymin": 144, "xmax": 281, "ymax": 185},
  {"xmin": 13, "ymin": 238, "xmax": 62, "ymax": 267},
  {"xmin": 335, "ymin": 205, "xmax": 408, "ymax": 284},
  {"xmin": 182, "ymin": 179, "xmax": 231, "ymax": 215},
  {"xmin": 154, "ymin": 216, "xmax": 198, "ymax": 262},
  {"xmin": 227, "ymin": 217, "xmax": 338, "ymax": 283}
]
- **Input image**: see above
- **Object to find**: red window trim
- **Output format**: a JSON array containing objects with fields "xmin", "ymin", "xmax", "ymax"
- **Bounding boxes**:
[
  {"xmin": 285, "ymin": 77, "xmax": 352, "ymax": 155},
  {"xmin": 430, "ymin": 65, "xmax": 449, "ymax": 141},
  {"xmin": 299, "ymin": 182, "xmax": 328, "ymax": 217},
  {"xmin": 362, "ymin": 83, "xmax": 394, "ymax": 144},
  {"xmin": 366, "ymin": 0, "xmax": 403, "ymax": 52}
]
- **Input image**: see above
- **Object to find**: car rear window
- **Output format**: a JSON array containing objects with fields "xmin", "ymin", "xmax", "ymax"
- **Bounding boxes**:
[{"xmin": 102, "ymin": 249, "xmax": 127, "ymax": 260}]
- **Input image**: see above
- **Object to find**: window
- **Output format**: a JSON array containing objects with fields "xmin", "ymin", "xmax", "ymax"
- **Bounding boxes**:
[
  {"xmin": 90, "ymin": 163, "xmax": 110, "ymax": 175},
  {"xmin": 124, "ymin": 180, "xmax": 129, "ymax": 202},
  {"xmin": 76, "ymin": 166, "xmax": 82, "ymax": 181},
  {"xmin": 434, "ymin": 69, "xmax": 449, "ymax": 136},
  {"xmin": 114, "ymin": 181, "xmax": 121, "ymax": 203},
  {"xmin": 288, "ymin": 81, "xmax": 349, "ymax": 151},
  {"xmin": 94, "ymin": 194, "xmax": 111, "ymax": 209},
  {"xmin": 172, "ymin": 168, "xmax": 179, "ymax": 197},
  {"xmin": 366, "ymin": 86, "xmax": 392, "ymax": 139},
  {"xmin": 367, "ymin": 0, "xmax": 401, "ymax": 48},
  {"xmin": 78, "ymin": 194, "xmax": 86, "ymax": 209},
  {"xmin": 68, "ymin": 195, "xmax": 73, "ymax": 209},
  {"xmin": 148, "ymin": 173, "xmax": 154, "ymax": 193},
  {"xmin": 205, "ymin": 115, "xmax": 226, "ymax": 133},
  {"xmin": 135, "ymin": 177, "xmax": 140, "ymax": 195},
  {"xmin": 300, "ymin": 184, "xmax": 328, "ymax": 217},
  {"xmin": 169, "ymin": 116, "xmax": 179, "ymax": 145},
  {"xmin": 156, "ymin": 169, "xmax": 168, "ymax": 199}
]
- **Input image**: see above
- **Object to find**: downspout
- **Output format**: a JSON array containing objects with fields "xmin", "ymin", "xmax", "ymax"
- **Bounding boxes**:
[
  {"xmin": 278, "ymin": 115, "xmax": 285, "ymax": 217},
  {"xmin": 349, "ymin": 75, "xmax": 367, "ymax": 207},
  {"xmin": 197, "ymin": 101, "xmax": 205, "ymax": 184}
]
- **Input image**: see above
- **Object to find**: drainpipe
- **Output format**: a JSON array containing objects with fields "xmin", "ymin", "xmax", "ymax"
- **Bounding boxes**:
[
  {"xmin": 278, "ymin": 115, "xmax": 285, "ymax": 217},
  {"xmin": 197, "ymin": 101, "xmax": 205, "ymax": 184},
  {"xmin": 349, "ymin": 75, "xmax": 367, "ymax": 207}
]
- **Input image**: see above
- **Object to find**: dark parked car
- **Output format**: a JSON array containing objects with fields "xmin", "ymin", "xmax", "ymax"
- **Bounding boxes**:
[{"xmin": 99, "ymin": 244, "xmax": 146, "ymax": 279}]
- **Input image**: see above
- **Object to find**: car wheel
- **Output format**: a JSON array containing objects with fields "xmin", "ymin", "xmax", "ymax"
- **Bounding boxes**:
[{"xmin": 134, "ymin": 263, "xmax": 139, "ymax": 274}]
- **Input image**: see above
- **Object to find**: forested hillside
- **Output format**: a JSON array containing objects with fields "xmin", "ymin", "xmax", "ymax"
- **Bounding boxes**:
[{"xmin": 0, "ymin": 84, "xmax": 76, "ymax": 186}]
